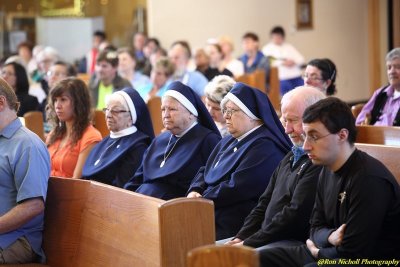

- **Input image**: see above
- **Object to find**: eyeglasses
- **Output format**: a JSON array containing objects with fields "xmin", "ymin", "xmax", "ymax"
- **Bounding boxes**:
[
  {"xmin": 222, "ymin": 108, "xmax": 241, "ymax": 117},
  {"xmin": 300, "ymin": 132, "xmax": 333, "ymax": 144},
  {"xmin": 102, "ymin": 108, "xmax": 128, "ymax": 116},
  {"xmin": 302, "ymin": 74, "xmax": 324, "ymax": 82},
  {"xmin": 47, "ymin": 71, "xmax": 67, "ymax": 78},
  {"xmin": 1, "ymin": 71, "xmax": 15, "ymax": 77}
]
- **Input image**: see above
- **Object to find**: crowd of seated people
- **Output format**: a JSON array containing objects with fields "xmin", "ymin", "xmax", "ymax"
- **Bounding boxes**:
[{"xmin": 0, "ymin": 26, "xmax": 399, "ymax": 266}]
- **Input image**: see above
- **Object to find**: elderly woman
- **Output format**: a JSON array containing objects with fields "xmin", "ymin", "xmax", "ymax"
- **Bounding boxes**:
[
  {"xmin": 204, "ymin": 75, "xmax": 236, "ymax": 137},
  {"xmin": 124, "ymin": 81, "xmax": 221, "ymax": 200},
  {"xmin": 82, "ymin": 87, "xmax": 154, "ymax": 187},
  {"xmin": 47, "ymin": 78, "xmax": 102, "ymax": 178},
  {"xmin": 187, "ymin": 82, "xmax": 292, "ymax": 239},
  {"xmin": 303, "ymin": 58, "xmax": 337, "ymax": 96}
]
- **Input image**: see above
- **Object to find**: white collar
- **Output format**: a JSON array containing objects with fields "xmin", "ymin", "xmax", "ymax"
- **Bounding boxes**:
[
  {"xmin": 237, "ymin": 124, "xmax": 263, "ymax": 142},
  {"xmin": 110, "ymin": 126, "xmax": 137, "ymax": 139}
]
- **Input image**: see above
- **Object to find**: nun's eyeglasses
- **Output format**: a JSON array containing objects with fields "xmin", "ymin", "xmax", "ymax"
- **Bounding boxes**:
[
  {"xmin": 222, "ymin": 108, "xmax": 240, "ymax": 117},
  {"xmin": 102, "ymin": 108, "xmax": 128, "ymax": 116}
]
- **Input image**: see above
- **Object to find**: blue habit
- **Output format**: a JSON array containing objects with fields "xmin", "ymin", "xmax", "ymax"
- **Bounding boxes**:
[
  {"xmin": 188, "ymin": 126, "xmax": 289, "ymax": 239},
  {"xmin": 82, "ymin": 131, "xmax": 151, "ymax": 188},
  {"xmin": 124, "ymin": 124, "xmax": 221, "ymax": 200}
]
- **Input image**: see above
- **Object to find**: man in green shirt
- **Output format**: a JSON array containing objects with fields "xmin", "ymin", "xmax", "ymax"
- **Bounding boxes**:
[{"xmin": 88, "ymin": 49, "xmax": 132, "ymax": 109}]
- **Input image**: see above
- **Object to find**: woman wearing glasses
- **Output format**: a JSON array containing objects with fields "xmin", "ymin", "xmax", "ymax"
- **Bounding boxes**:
[
  {"xmin": 187, "ymin": 83, "xmax": 292, "ymax": 239},
  {"xmin": 303, "ymin": 58, "xmax": 337, "ymax": 96},
  {"xmin": 47, "ymin": 78, "xmax": 102, "ymax": 178},
  {"xmin": 82, "ymin": 87, "xmax": 154, "ymax": 187},
  {"xmin": 124, "ymin": 81, "xmax": 221, "ymax": 200},
  {"xmin": 1, "ymin": 62, "xmax": 39, "ymax": 116}
]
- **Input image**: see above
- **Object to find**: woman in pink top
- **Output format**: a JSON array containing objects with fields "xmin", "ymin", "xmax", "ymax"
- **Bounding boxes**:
[{"xmin": 47, "ymin": 78, "xmax": 102, "ymax": 178}]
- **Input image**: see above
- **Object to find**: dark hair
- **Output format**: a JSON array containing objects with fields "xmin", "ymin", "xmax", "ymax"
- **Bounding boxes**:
[
  {"xmin": 47, "ymin": 78, "xmax": 92, "ymax": 147},
  {"xmin": 170, "ymin": 40, "xmax": 192, "ymax": 58},
  {"xmin": 303, "ymin": 97, "xmax": 356, "ymax": 144},
  {"xmin": 5, "ymin": 62, "xmax": 29, "ymax": 94},
  {"xmin": 209, "ymin": 43, "xmax": 223, "ymax": 54},
  {"xmin": 270, "ymin": 26, "xmax": 285, "ymax": 38},
  {"xmin": 94, "ymin": 31, "xmax": 107, "ymax": 41},
  {"xmin": 307, "ymin": 58, "xmax": 337, "ymax": 95},
  {"xmin": 146, "ymin": 37, "xmax": 160, "ymax": 48},
  {"xmin": 53, "ymin": 60, "xmax": 77, "ymax": 77},
  {"xmin": 96, "ymin": 49, "xmax": 119, "ymax": 67},
  {"xmin": 117, "ymin": 47, "xmax": 137, "ymax": 61},
  {"xmin": 0, "ymin": 77, "xmax": 20, "ymax": 112},
  {"xmin": 242, "ymin": 32, "xmax": 259, "ymax": 42}
]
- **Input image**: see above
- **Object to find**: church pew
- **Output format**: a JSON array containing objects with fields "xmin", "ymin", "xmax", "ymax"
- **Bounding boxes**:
[
  {"xmin": 355, "ymin": 143, "xmax": 400, "ymax": 185},
  {"xmin": 235, "ymin": 67, "xmax": 280, "ymax": 112},
  {"xmin": 356, "ymin": 125, "xmax": 400, "ymax": 146},
  {"xmin": 2, "ymin": 177, "xmax": 215, "ymax": 267},
  {"xmin": 93, "ymin": 109, "xmax": 110, "ymax": 138},
  {"xmin": 147, "ymin": 96, "xmax": 164, "ymax": 136},
  {"xmin": 187, "ymin": 244, "xmax": 259, "ymax": 267}
]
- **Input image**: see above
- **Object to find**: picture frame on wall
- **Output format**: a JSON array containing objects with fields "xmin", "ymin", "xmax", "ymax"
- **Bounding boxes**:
[{"xmin": 296, "ymin": 0, "xmax": 313, "ymax": 29}]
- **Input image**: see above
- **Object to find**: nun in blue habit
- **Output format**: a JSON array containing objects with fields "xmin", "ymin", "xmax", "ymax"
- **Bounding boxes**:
[
  {"xmin": 82, "ymin": 87, "xmax": 154, "ymax": 187},
  {"xmin": 124, "ymin": 81, "xmax": 221, "ymax": 200},
  {"xmin": 187, "ymin": 82, "xmax": 292, "ymax": 240}
]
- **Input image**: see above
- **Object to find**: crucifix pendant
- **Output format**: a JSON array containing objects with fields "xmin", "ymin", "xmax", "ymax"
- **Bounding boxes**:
[
  {"xmin": 160, "ymin": 160, "xmax": 165, "ymax": 168},
  {"xmin": 94, "ymin": 159, "xmax": 100, "ymax": 166}
]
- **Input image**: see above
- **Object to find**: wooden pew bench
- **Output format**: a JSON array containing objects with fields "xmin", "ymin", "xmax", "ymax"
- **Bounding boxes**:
[
  {"xmin": 3, "ymin": 177, "xmax": 215, "ymax": 267},
  {"xmin": 355, "ymin": 143, "xmax": 400, "ymax": 185},
  {"xmin": 356, "ymin": 125, "xmax": 400, "ymax": 146}
]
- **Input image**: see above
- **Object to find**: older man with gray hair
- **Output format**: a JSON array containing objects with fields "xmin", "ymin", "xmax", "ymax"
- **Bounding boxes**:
[
  {"xmin": 223, "ymin": 86, "xmax": 325, "ymax": 249},
  {"xmin": 356, "ymin": 47, "xmax": 400, "ymax": 126}
]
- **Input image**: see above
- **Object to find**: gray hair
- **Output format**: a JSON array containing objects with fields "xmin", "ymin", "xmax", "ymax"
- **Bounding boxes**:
[
  {"xmin": 281, "ymin": 86, "xmax": 326, "ymax": 110},
  {"xmin": 204, "ymin": 75, "xmax": 236, "ymax": 103},
  {"xmin": 386, "ymin": 47, "xmax": 400, "ymax": 62}
]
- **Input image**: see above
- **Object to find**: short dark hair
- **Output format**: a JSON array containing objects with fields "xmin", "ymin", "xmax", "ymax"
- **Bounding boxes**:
[
  {"xmin": 96, "ymin": 49, "xmax": 118, "ymax": 67},
  {"xmin": 303, "ymin": 97, "xmax": 357, "ymax": 144},
  {"xmin": 170, "ymin": 40, "xmax": 192, "ymax": 58},
  {"xmin": 307, "ymin": 58, "xmax": 337, "ymax": 95},
  {"xmin": 242, "ymin": 32, "xmax": 259, "ymax": 42},
  {"xmin": 146, "ymin": 37, "xmax": 160, "ymax": 48},
  {"xmin": 94, "ymin": 31, "xmax": 106, "ymax": 41},
  {"xmin": 53, "ymin": 60, "xmax": 77, "ymax": 77},
  {"xmin": 270, "ymin": 26, "xmax": 285, "ymax": 38}
]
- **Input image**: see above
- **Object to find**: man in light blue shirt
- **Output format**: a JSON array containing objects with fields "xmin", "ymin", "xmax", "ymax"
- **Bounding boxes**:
[
  {"xmin": 168, "ymin": 40, "xmax": 208, "ymax": 97},
  {"xmin": 0, "ymin": 77, "xmax": 50, "ymax": 264}
]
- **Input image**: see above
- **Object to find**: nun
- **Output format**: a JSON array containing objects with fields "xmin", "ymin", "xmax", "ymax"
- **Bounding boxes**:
[
  {"xmin": 187, "ymin": 82, "xmax": 292, "ymax": 240},
  {"xmin": 82, "ymin": 87, "xmax": 154, "ymax": 187},
  {"xmin": 124, "ymin": 81, "xmax": 221, "ymax": 200}
]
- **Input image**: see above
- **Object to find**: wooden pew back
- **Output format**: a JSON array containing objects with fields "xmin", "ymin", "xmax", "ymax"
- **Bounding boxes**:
[
  {"xmin": 355, "ymin": 143, "xmax": 400, "ymax": 185},
  {"xmin": 93, "ymin": 109, "xmax": 110, "ymax": 138},
  {"xmin": 40, "ymin": 177, "xmax": 215, "ymax": 267},
  {"xmin": 356, "ymin": 125, "xmax": 400, "ymax": 146},
  {"xmin": 23, "ymin": 111, "xmax": 45, "ymax": 142},
  {"xmin": 147, "ymin": 96, "xmax": 164, "ymax": 136},
  {"xmin": 187, "ymin": 245, "xmax": 259, "ymax": 267},
  {"xmin": 235, "ymin": 67, "xmax": 280, "ymax": 112}
]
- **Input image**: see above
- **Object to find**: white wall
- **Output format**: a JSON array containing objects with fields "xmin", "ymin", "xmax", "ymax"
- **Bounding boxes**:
[
  {"xmin": 148, "ymin": 0, "xmax": 383, "ymax": 102},
  {"xmin": 36, "ymin": 17, "xmax": 104, "ymax": 64}
]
